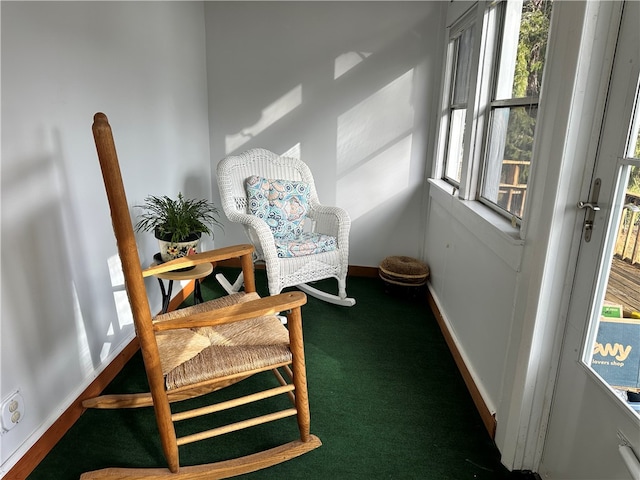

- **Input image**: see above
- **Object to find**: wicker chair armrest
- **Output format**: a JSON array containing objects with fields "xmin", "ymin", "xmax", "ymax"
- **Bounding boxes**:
[
  {"xmin": 227, "ymin": 211, "xmax": 280, "ymax": 258},
  {"xmin": 226, "ymin": 211, "xmax": 272, "ymax": 234},
  {"xmin": 307, "ymin": 202, "xmax": 351, "ymax": 242},
  {"xmin": 142, "ymin": 244, "xmax": 254, "ymax": 277},
  {"xmin": 152, "ymin": 291, "xmax": 307, "ymax": 331}
]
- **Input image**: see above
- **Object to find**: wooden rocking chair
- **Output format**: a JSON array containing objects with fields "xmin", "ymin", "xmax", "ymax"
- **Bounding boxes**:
[{"xmin": 81, "ymin": 113, "xmax": 321, "ymax": 479}]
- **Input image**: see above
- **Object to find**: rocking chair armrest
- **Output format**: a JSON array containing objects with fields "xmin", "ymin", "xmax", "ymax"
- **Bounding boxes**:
[
  {"xmin": 142, "ymin": 244, "xmax": 254, "ymax": 277},
  {"xmin": 306, "ymin": 203, "xmax": 351, "ymax": 241},
  {"xmin": 227, "ymin": 211, "xmax": 273, "ymax": 234},
  {"xmin": 153, "ymin": 291, "xmax": 307, "ymax": 331},
  {"xmin": 308, "ymin": 202, "xmax": 349, "ymax": 221},
  {"xmin": 227, "ymin": 212, "xmax": 280, "ymax": 256}
]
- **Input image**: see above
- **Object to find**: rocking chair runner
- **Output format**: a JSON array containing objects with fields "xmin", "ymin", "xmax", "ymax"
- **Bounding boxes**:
[
  {"xmin": 81, "ymin": 113, "xmax": 320, "ymax": 479},
  {"xmin": 216, "ymin": 149, "xmax": 355, "ymax": 307}
]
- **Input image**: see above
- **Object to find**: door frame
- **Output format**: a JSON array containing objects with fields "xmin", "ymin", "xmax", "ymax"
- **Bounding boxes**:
[
  {"xmin": 537, "ymin": 0, "xmax": 640, "ymax": 475},
  {"xmin": 496, "ymin": 0, "xmax": 626, "ymax": 470}
]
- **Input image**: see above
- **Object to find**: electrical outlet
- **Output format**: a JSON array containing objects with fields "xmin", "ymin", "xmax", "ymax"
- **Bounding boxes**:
[{"xmin": 1, "ymin": 391, "xmax": 25, "ymax": 432}]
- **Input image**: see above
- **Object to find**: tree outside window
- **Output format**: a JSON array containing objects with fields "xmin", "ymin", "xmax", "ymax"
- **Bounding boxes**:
[{"xmin": 481, "ymin": 0, "xmax": 552, "ymax": 219}]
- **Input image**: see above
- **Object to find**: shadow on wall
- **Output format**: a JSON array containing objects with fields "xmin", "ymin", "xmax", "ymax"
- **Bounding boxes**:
[
  {"xmin": 1, "ymin": 129, "xmax": 134, "ymax": 403},
  {"xmin": 207, "ymin": 2, "xmax": 439, "ymax": 238},
  {"xmin": 1, "ymin": 149, "xmax": 91, "ymax": 417}
]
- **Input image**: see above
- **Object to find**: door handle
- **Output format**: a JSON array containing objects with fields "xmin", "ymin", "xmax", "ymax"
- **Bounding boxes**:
[
  {"xmin": 578, "ymin": 178, "xmax": 601, "ymax": 242},
  {"xmin": 577, "ymin": 201, "xmax": 601, "ymax": 211}
]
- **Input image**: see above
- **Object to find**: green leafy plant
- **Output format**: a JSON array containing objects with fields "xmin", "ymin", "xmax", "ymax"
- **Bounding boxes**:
[{"xmin": 134, "ymin": 193, "xmax": 223, "ymax": 244}]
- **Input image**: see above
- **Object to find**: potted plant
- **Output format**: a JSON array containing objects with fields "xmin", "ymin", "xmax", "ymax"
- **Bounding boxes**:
[{"xmin": 134, "ymin": 193, "xmax": 223, "ymax": 262}]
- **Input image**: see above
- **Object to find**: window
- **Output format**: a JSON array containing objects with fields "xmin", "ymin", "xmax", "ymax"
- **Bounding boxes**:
[
  {"xmin": 443, "ymin": 16, "xmax": 476, "ymax": 185},
  {"xmin": 436, "ymin": 0, "xmax": 553, "ymax": 221}
]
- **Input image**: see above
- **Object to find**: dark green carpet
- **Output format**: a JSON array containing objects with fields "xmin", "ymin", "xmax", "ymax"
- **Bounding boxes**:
[{"xmin": 28, "ymin": 268, "xmax": 508, "ymax": 479}]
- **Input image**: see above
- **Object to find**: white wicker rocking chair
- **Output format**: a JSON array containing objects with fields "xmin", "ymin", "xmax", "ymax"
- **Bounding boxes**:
[{"xmin": 216, "ymin": 149, "xmax": 355, "ymax": 307}]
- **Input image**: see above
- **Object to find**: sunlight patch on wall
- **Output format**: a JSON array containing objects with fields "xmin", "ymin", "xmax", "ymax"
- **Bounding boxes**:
[
  {"xmin": 334, "ymin": 51, "xmax": 372, "ymax": 79},
  {"xmin": 337, "ymin": 70, "xmax": 415, "ymax": 175},
  {"xmin": 72, "ymin": 281, "xmax": 93, "ymax": 376},
  {"xmin": 100, "ymin": 323, "xmax": 114, "ymax": 363},
  {"xmin": 337, "ymin": 134, "xmax": 412, "ymax": 220},
  {"xmin": 280, "ymin": 143, "xmax": 301, "ymax": 160},
  {"xmin": 225, "ymin": 85, "xmax": 302, "ymax": 154},
  {"xmin": 108, "ymin": 253, "xmax": 133, "ymax": 330}
]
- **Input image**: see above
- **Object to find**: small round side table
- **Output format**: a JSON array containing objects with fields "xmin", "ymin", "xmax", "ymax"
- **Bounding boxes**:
[{"xmin": 150, "ymin": 259, "xmax": 213, "ymax": 313}]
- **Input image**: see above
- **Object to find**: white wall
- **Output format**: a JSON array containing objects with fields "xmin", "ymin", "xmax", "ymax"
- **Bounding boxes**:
[
  {"xmin": 204, "ymin": 1, "xmax": 444, "ymax": 267},
  {"xmin": 0, "ymin": 2, "xmax": 211, "ymax": 473},
  {"xmin": 426, "ymin": 188, "xmax": 523, "ymax": 413}
]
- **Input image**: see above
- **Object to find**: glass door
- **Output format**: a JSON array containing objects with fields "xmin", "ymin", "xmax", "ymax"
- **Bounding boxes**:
[
  {"xmin": 540, "ymin": 2, "xmax": 640, "ymax": 478},
  {"xmin": 583, "ymin": 140, "xmax": 640, "ymax": 417}
]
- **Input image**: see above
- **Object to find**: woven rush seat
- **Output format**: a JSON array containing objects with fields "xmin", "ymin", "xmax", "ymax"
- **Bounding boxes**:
[
  {"xmin": 154, "ymin": 292, "xmax": 291, "ymax": 391},
  {"xmin": 379, "ymin": 256, "xmax": 430, "ymax": 286}
]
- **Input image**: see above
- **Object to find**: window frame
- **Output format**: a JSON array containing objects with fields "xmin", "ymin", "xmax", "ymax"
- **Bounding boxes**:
[
  {"xmin": 441, "ymin": 10, "xmax": 477, "ymax": 186},
  {"xmin": 433, "ymin": 0, "xmax": 552, "ymax": 227}
]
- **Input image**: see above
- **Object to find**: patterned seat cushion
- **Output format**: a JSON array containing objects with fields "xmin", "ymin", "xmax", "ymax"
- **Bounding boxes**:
[{"xmin": 274, "ymin": 232, "xmax": 337, "ymax": 258}]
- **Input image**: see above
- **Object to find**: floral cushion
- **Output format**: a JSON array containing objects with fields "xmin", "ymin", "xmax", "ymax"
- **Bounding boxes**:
[
  {"xmin": 246, "ymin": 176, "xmax": 310, "ymax": 239},
  {"xmin": 274, "ymin": 232, "xmax": 337, "ymax": 258},
  {"xmin": 245, "ymin": 175, "xmax": 270, "ymax": 220}
]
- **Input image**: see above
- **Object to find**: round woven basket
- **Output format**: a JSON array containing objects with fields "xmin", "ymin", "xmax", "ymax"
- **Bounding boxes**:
[{"xmin": 379, "ymin": 256, "xmax": 430, "ymax": 286}]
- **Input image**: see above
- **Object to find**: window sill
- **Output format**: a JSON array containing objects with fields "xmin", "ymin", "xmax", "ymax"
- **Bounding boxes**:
[{"xmin": 428, "ymin": 178, "xmax": 525, "ymax": 271}]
